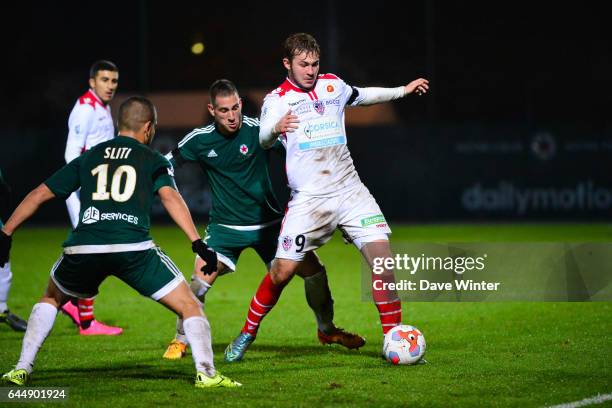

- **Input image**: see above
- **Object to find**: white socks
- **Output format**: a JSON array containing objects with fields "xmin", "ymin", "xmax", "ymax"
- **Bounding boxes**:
[
  {"xmin": 0, "ymin": 261, "xmax": 12, "ymax": 310},
  {"xmin": 175, "ymin": 277, "xmax": 212, "ymax": 344},
  {"xmin": 183, "ymin": 316, "xmax": 215, "ymax": 377},
  {"xmin": 16, "ymin": 302, "xmax": 58, "ymax": 373}
]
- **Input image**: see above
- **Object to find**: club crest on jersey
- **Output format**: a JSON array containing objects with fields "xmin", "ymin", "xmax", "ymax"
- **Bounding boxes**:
[
  {"xmin": 327, "ymin": 84, "xmax": 334, "ymax": 92},
  {"xmin": 314, "ymin": 100, "xmax": 325, "ymax": 115},
  {"xmin": 282, "ymin": 235, "xmax": 293, "ymax": 251},
  {"xmin": 239, "ymin": 144, "xmax": 249, "ymax": 155}
]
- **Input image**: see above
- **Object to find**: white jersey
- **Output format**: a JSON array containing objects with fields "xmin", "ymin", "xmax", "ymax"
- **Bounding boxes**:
[
  {"xmin": 260, "ymin": 74, "xmax": 366, "ymax": 197},
  {"xmin": 65, "ymin": 89, "xmax": 114, "ymax": 163}
]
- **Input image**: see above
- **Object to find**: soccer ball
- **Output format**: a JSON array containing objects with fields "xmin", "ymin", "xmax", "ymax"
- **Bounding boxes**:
[{"xmin": 383, "ymin": 325, "xmax": 426, "ymax": 365}]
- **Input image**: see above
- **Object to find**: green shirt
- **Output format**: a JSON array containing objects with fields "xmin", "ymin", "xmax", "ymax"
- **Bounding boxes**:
[
  {"xmin": 45, "ymin": 136, "xmax": 176, "ymax": 248},
  {"xmin": 167, "ymin": 116, "xmax": 283, "ymax": 226}
]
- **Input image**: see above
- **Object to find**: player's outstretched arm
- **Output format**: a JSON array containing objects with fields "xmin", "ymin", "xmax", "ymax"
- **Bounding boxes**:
[
  {"xmin": 259, "ymin": 109, "xmax": 299, "ymax": 149},
  {"xmin": 158, "ymin": 186, "xmax": 200, "ymax": 242},
  {"xmin": 2, "ymin": 184, "xmax": 55, "ymax": 236},
  {"xmin": 352, "ymin": 78, "xmax": 429, "ymax": 106},
  {"xmin": 158, "ymin": 186, "xmax": 217, "ymax": 274}
]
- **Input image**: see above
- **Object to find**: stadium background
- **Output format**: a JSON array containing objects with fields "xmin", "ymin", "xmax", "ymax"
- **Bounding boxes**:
[{"xmin": 1, "ymin": 1, "xmax": 609, "ymax": 223}]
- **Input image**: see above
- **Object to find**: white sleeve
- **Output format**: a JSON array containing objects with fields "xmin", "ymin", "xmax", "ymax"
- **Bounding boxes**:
[
  {"xmin": 259, "ymin": 95, "xmax": 285, "ymax": 149},
  {"xmin": 349, "ymin": 86, "xmax": 406, "ymax": 106},
  {"xmin": 65, "ymin": 104, "xmax": 94, "ymax": 163}
]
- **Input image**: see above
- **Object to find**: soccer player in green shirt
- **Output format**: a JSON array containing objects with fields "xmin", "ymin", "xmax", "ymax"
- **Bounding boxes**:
[
  {"xmin": 0, "ymin": 169, "xmax": 27, "ymax": 331},
  {"xmin": 0, "ymin": 96, "xmax": 240, "ymax": 388},
  {"xmin": 163, "ymin": 79, "xmax": 364, "ymax": 361}
]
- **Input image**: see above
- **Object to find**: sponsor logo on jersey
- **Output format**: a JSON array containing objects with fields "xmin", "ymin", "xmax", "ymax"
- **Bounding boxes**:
[
  {"xmin": 240, "ymin": 144, "xmax": 249, "ymax": 155},
  {"xmin": 282, "ymin": 235, "xmax": 293, "ymax": 251},
  {"xmin": 294, "ymin": 103, "xmax": 312, "ymax": 115},
  {"xmin": 360, "ymin": 214, "xmax": 386, "ymax": 227},
  {"xmin": 327, "ymin": 85, "xmax": 334, "ymax": 92},
  {"xmin": 81, "ymin": 206, "xmax": 139, "ymax": 225},
  {"xmin": 299, "ymin": 117, "xmax": 346, "ymax": 150},
  {"xmin": 325, "ymin": 98, "xmax": 341, "ymax": 106},
  {"xmin": 288, "ymin": 99, "xmax": 306, "ymax": 107},
  {"xmin": 313, "ymin": 100, "xmax": 325, "ymax": 115},
  {"xmin": 207, "ymin": 149, "xmax": 218, "ymax": 158},
  {"xmin": 82, "ymin": 206, "xmax": 100, "ymax": 224}
]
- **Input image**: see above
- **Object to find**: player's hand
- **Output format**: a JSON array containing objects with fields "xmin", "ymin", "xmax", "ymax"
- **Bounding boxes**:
[
  {"xmin": 405, "ymin": 78, "xmax": 429, "ymax": 96},
  {"xmin": 0, "ymin": 229, "xmax": 11, "ymax": 267},
  {"xmin": 191, "ymin": 239, "xmax": 218, "ymax": 275},
  {"xmin": 273, "ymin": 110, "xmax": 300, "ymax": 134}
]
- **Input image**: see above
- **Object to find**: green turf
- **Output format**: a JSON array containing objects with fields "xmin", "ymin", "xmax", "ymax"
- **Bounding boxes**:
[{"xmin": 1, "ymin": 224, "xmax": 610, "ymax": 407}]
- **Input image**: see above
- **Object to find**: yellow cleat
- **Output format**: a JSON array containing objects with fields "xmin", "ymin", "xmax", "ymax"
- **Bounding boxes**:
[
  {"xmin": 163, "ymin": 339, "xmax": 187, "ymax": 360},
  {"xmin": 2, "ymin": 369, "xmax": 29, "ymax": 386},
  {"xmin": 195, "ymin": 372, "xmax": 242, "ymax": 388}
]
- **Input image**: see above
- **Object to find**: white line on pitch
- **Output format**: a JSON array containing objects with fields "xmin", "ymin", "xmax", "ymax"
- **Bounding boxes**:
[{"xmin": 545, "ymin": 392, "xmax": 612, "ymax": 408}]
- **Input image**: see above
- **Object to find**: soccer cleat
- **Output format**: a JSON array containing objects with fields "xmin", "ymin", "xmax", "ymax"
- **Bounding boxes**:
[
  {"xmin": 224, "ymin": 332, "xmax": 255, "ymax": 362},
  {"xmin": 163, "ymin": 339, "xmax": 187, "ymax": 360},
  {"xmin": 318, "ymin": 327, "xmax": 366, "ymax": 349},
  {"xmin": 195, "ymin": 372, "xmax": 242, "ymax": 388},
  {"xmin": 60, "ymin": 302, "xmax": 80, "ymax": 326},
  {"xmin": 0, "ymin": 310, "xmax": 27, "ymax": 332},
  {"xmin": 79, "ymin": 320, "xmax": 123, "ymax": 336},
  {"xmin": 2, "ymin": 369, "xmax": 29, "ymax": 386}
]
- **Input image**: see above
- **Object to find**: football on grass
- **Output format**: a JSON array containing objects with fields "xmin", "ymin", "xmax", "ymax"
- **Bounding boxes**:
[{"xmin": 383, "ymin": 325, "xmax": 426, "ymax": 365}]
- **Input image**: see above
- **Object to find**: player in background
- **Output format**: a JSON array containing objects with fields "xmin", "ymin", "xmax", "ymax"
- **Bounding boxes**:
[
  {"xmin": 0, "ymin": 96, "xmax": 240, "ymax": 388},
  {"xmin": 226, "ymin": 33, "xmax": 429, "ymax": 360},
  {"xmin": 163, "ymin": 79, "xmax": 364, "ymax": 361},
  {"xmin": 0, "ymin": 169, "xmax": 27, "ymax": 331},
  {"xmin": 61, "ymin": 60, "xmax": 122, "ymax": 335}
]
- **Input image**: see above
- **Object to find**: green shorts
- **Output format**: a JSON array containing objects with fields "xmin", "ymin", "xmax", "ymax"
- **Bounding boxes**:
[
  {"xmin": 50, "ymin": 247, "xmax": 185, "ymax": 300},
  {"xmin": 203, "ymin": 221, "xmax": 281, "ymax": 273}
]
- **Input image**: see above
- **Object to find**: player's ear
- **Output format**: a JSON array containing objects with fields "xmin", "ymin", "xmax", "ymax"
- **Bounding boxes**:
[
  {"xmin": 282, "ymin": 58, "xmax": 291, "ymax": 71},
  {"xmin": 88, "ymin": 77, "xmax": 96, "ymax": 89},
  {"xmin": 207, "ymin": 103, "xmax": 215, "ymax": 118}
]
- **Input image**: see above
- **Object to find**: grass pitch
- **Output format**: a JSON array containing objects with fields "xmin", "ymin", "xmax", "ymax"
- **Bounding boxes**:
[{"xmin": 1, "ymin": 224, "xmax": 610, "ymax": 407}]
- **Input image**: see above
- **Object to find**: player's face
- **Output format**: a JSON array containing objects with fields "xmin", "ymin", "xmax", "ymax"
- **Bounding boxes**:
[
  {"xmin": 89, "ymin": 70, "xmax": 119, "ymax": 104},
  {"xmin": 284, "ymin": 51, "xmax": 320, "ymax": 90},
  {"xmin": 208, "ymin": 93, "xmax": 242, "ymax": 136}
]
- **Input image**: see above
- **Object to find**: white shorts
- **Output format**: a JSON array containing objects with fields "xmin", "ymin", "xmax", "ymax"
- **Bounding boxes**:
[{"xmin": 276, "ymin": 183, "xmax": 391, "ymax": 261}]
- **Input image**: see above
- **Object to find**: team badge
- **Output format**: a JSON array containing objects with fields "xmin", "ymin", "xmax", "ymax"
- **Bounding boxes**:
[
  {"xmin": 282, "ymin": 235, "xmax": 293, "ymax": 251},
  {"xmin": 327, "ymin": 85, "xmax": 334, "ymax": 92},
  {"xmin": 239, "ymin": 144, "xmax": 249, "ymax": 155},
  {"xmin": 314, "ymin": 100, "xmax": 325, "ymax": 115}
]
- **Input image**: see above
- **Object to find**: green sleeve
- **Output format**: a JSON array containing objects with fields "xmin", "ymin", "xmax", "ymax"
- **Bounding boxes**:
[
  {"xmin": 44, "ymin": 156, "xmax": 82, "ymax": 199},
  {"xmin": 152, "ymin": 154, "xmax": 178, "ymax": 193},
  {"xmin": 271, "ymin": 138, "xmax": 285, "ymax": 152},
  {"xmin": 169, "ymin": 133, "xmax": 201, "ymax": 168}
]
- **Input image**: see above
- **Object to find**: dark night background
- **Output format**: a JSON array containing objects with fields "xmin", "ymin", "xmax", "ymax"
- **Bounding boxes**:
[{"xmin": 1, "ymin": 1, "xmax": 610, "ymax": 222}]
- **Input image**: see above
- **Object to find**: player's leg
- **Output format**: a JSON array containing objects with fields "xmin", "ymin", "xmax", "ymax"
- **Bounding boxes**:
[
  {"xmin": 225, "ymin": 194, "xmax": 337, "ymax": 362},
  {"xmin": 297, "ymin": 251, "xmax": 366, "ymax": 349},
  {"xmin": 0, "ymin": 261, "xmax": 27, "ymax": 331},
  {"xmin": 3, "ymin": 253, "xmax": 96, "ymax": 386},
  {"xmin": 359, "ymin": 238, "xmax": 402, "ymax": 334},
  {"xmin": 119, "ymin": 247, "xmax": 240, "ymax": 388},
  {"xmin": 338, "ymin": 183, "xmax": 401, "ymax": 335},
  {"xmin": 163, "ymin": 259, "xmax": 228, "ymax": 360},
  {"xmin": 164, "ymin": 224, "xmax": 239, "ymax": 360},
  {"xmin": 224, "ymin": 257, "xmax": 298, "ymax": 362}
]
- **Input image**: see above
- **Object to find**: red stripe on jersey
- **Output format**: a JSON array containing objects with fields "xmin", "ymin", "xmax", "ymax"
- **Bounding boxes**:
[
  {"xmin": 318, "ymin": 73, "xmax": 339, "ymax": 80},
  {"xmin": 311, "ymin": 89, "xmax": 319, "ymax": 100},
  {"xmin": 79, "ymin": 90, "xmax": 105, "ymax": 110}
]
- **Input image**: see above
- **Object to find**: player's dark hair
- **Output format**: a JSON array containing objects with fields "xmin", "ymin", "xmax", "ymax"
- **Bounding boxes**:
[
  {"xmin": 118, "ymin": 96, "xmax": 156, "ymax": 132},
  {"xmin": 89, "ymin": 60, "xmax": 118, "ymax": 79},
  {"xmin": 209, "ymin": 79, "xmax": 239, "ymax": 106},
  {"xmin": 283, "ymin": 33, "xmax": 320, "ymax": 61}
]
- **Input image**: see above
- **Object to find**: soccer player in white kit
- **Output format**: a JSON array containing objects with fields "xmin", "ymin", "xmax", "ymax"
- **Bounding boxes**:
[
  {"xmin": 226, "ymin": 33, "xmax": 429, "ymax": 360},
  {"xmin": 61, "ymin": 60, "xmax": 122, "ymax": 335}
]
